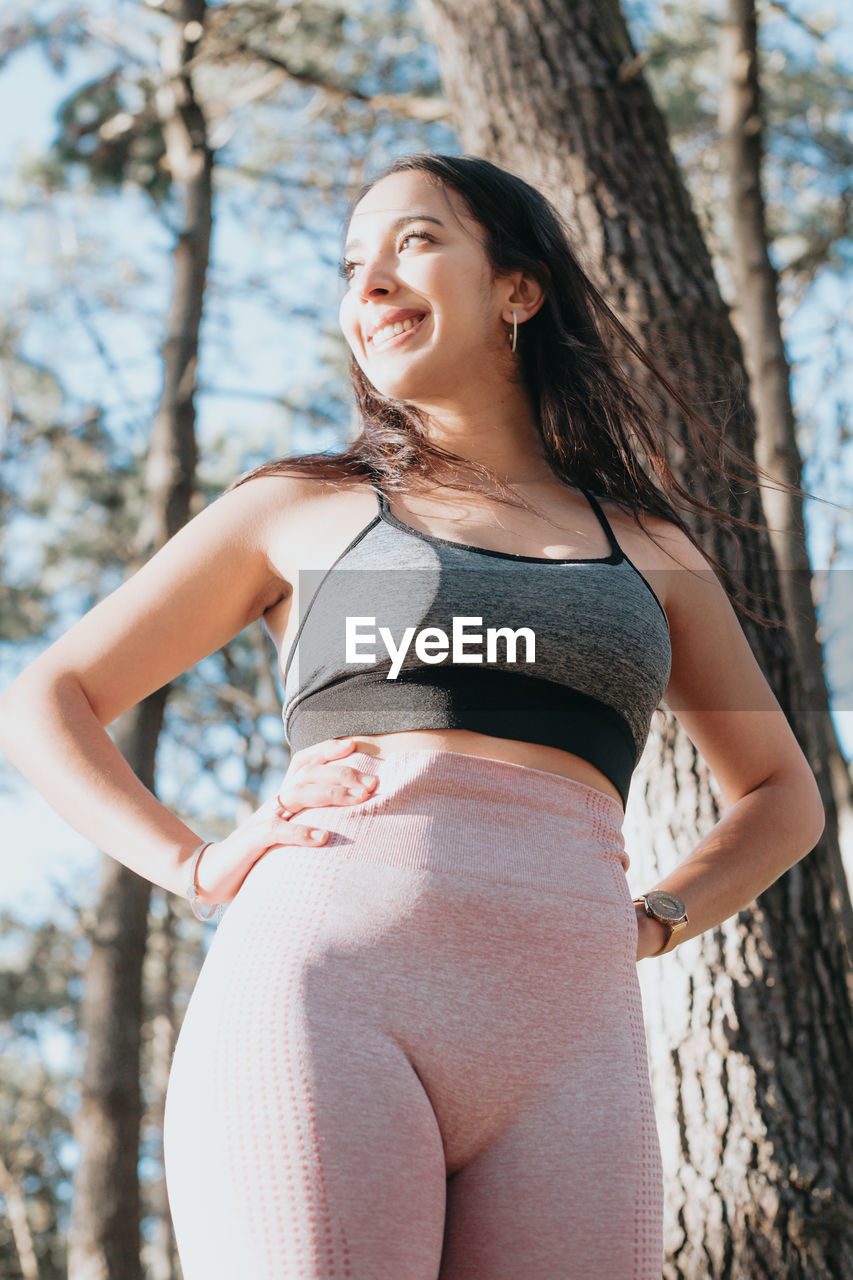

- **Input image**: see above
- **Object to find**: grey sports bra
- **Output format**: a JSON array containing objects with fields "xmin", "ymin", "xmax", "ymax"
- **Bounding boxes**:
[{"xmin": 281, "ymin": 483, "xmax": 672, "ymax": 807}]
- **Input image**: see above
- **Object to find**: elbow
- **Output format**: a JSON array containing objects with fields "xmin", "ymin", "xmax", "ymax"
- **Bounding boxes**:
[
  {"xmin": 793, "ymin": 770, "xmax": 826, "ymax": 856},
  {"xmin": 807, "ymin": 790, "xmax": 826, "ymax": 849},
  {"xmin": 0, "ymin": 670, "xmax": 71, "ymax": 747},
  {"xmin": 757, "ymin": 762, "xmax": 825, "ymax": 862}
]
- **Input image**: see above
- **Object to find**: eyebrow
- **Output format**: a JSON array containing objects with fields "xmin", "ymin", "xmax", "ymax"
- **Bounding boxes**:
[{"xmin": 343, "ymin": 214, "xmax": 445, "ymax": 255}]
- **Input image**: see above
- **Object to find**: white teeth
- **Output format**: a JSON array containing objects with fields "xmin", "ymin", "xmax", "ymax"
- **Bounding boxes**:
[{"xmin": 370, "ymin": 315, "xmax": 424, "ymax": 347}]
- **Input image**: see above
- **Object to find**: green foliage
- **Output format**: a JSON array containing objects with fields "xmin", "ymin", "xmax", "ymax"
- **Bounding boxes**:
[
  {"xmin": 633, "ymin": 0, "xmax": 853, "ymax": 296},
  {"xmin": 47, "ymin": 73, "xmax": 170, "ymax": 202}
]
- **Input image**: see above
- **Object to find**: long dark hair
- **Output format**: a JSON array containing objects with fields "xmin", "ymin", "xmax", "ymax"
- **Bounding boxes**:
[{"xmin": 226, "ymin": 152, "xmax": 819, "ymax": 626}]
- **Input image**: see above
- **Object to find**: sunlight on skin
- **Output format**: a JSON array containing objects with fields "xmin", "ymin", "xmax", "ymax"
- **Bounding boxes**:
[{"xmin": 337, "ymin": 169, "xmax": 548, "ymax": 479}]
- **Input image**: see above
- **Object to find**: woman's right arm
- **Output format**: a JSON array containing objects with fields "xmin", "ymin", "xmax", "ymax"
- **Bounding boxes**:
[{"xmin": 0, "ymin": 475, "xmax": 304, "ymax": 901}]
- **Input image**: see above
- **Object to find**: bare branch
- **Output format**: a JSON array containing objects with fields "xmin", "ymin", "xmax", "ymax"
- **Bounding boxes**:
[
  {"xmin": 205, "ymin": 40, "xmax": 449, "ymax": 121},
  {"xmin": 765, "ymin": 0, "xmax": 836, "ymax": 43}
]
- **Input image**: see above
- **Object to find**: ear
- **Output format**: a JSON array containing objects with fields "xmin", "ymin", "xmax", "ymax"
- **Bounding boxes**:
[{"xmin": 500, "ymin": 271, "xmax": 547, "ymax": 326}]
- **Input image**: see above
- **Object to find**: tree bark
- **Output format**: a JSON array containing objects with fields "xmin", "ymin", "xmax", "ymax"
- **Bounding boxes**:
[
  {"xmin": 67, "ymin": 4, "xmax": 213, "ymax": 1277},
  {"xmin": 0, "ymin": 1148, "xmax": 40, "ymax": 1280},
  {"xmin": 719, "ymin": 0, "xmax": 853, "ymax": 949},
  {"xmin": 143, "ymin": 894, "xmax": 179, "ymax": 1280},
  {"xmin": 423, "ymin": 0, "xmax": 853, "ymax": 1274}
]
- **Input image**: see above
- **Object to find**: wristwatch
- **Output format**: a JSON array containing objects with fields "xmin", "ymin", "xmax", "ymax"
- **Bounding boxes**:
[{"xmin": 632, "ymin": 890, "xmax": 689, "ymax": 955}]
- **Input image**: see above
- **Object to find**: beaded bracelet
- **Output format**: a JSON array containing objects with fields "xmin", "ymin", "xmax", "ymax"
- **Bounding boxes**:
[{"xmin": 186, "ymin": 840, "xmax": 224, "ymax": 924}]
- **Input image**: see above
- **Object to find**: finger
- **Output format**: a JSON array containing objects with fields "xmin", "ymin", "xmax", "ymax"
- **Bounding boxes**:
[
  {"xmin": 335, "ymin": 765, "xmax": 379, "ymax": 789},
  {"xmin": 287, "ymin": 763, "xmax": 378, "ymax": 797},
  {"xmin": 277, "ymin": 752, "xmax": 377, "ymax": 816},
  {"xmin": 325, "ymin": 781, "xmax": 376, "ymax": 804},
  {"xmin": 290, "ymin": 775, "xmax": 379, "ymax": 809},
  {"xmin": 273, "ymin": 820, "xmax": 328, "ymax": 846},
  {"xmin": 268, "ymin": 792, "xmax": 301, "ymax": 819},
  {"xmin": 286, "ymin": 737, "xmax": 357, "ymax": 776}
]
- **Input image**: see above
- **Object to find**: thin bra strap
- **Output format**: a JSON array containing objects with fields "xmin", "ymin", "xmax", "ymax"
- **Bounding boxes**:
[
  {"xmin": 371, "ymin": 482, "xmax": 388, "ymax": 516},
  {"xmin": 578, "ymin": 486, "xmax": 623, "ymax": 560},
  {"xmin": 374, "ymin": 480, "xmax": 622, "ymax": 559}
]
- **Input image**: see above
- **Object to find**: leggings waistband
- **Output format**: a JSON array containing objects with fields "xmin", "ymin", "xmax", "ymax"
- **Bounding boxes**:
[{"xmin": 287, "ymin": 748, "xmax": 631, "ymax": 894}]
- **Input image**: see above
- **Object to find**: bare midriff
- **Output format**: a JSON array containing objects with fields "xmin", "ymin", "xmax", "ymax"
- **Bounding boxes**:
[{"xmin": 343, "ymin": 728, "xmax": 625, "ymax": 811}]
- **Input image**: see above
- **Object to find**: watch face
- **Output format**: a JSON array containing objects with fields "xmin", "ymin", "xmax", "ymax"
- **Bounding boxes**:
[{"xmin": 646, "ymin": 890, "xmax": 686, "ymax": 921}]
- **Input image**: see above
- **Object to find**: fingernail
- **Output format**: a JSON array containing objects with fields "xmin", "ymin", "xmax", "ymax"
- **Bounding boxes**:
[{"xmin": 310, "ymin": 829, "xmax": 325, "ymax": 840}]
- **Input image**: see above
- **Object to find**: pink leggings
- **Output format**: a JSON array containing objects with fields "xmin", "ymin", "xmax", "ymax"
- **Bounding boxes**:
[{"xmin": 164, "ymin": 749, "xmax": 664, "ymax": 1279}]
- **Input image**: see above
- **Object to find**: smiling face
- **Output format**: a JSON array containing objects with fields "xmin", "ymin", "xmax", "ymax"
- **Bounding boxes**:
[{"xmin": 338, "ymin": 170, "xmax": 519, "ymax": 405}]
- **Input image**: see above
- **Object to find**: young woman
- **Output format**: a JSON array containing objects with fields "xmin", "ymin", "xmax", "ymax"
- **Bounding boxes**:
[{"xmin": 0, "ymin": 154, "xmax": 824, "ymax": 1279}]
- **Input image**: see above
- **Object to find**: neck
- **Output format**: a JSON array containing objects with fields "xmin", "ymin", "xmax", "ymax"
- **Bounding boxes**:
[{"xmin": 411, "ymin": 381, "xmax": 552, "ymax": 485}]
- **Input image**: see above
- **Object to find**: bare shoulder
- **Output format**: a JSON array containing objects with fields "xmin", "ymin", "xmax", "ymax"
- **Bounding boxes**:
[
  {"xmin": 264, "ymin": 471, "xmax": 380, "ymax": 584},
  {"xmin": 223, "ymin": 468, "xmax": 341, "ymax": 525},
  {"xmin": 195, "ymin": 470, "xmax": 320, "ymax": 615},
  {"xmin": 220, "ymin": 469, "xmax": 374, "ymax": 596},
  {"xmin": 624, "ymin": 509, "xmax": 722, "ymax": 626},
  {"xmin": 596, "ymin": 493, "xmax": 705, "ymax": 571},
  {"xmin": 587, "ymin": 494, "xmax": 706, "ymax": 634}
]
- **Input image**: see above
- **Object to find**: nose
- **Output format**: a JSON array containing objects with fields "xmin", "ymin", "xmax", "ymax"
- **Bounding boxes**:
[{"xmin": 356, "ymin": 251, "xmax": 398, "ymax": 301}]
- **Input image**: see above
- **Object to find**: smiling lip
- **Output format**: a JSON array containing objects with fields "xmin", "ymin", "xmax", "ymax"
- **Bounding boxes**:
[{"xmin": 367, "ymin": 313, "xmax": 428, "ymax": 351}]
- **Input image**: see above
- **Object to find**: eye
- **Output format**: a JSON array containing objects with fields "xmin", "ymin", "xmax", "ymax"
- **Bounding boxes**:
[
  {"xmin": 398, "ymin": 230, "xmax": 433, "ymax": 251},
  {"xmin": 337, "ymin": 229, "xmax": 434, "ymax": 284}
]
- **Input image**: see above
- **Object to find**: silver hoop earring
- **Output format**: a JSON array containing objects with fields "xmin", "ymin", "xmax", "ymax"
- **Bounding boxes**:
[{"xmin": 511, "ymin": 309, "xmax": 518, "ymax": 354}]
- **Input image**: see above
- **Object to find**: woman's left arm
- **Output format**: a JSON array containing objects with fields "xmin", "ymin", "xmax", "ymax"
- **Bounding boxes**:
[{"xmin": 635, "ymin": 527, "xmax": 826, "ymax": 961}]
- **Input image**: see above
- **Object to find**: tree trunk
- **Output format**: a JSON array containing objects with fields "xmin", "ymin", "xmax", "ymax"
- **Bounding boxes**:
[
  {"xmin": 423, "ymin": 0, "xmax": 853, "ymax": 1274},
  {"xmin": 718, "ymin": 0, "xmax": 853, "ymax": 948},
  {"xmin": 67, "ymin": 4, "xmax": 213, "ymax": 1277},
  {"xmin": 143, "ymin": 894, "xmax": 179, "ymax": 1280},
  {"xmin": 0, "ymin": 1148, "xmax": 40, "ymax": 1280}
]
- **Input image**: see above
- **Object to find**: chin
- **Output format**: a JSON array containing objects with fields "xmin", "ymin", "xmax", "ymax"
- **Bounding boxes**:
[{"xmin": 362, "ymin": 370, "xmax": 433, "ymax": 404}]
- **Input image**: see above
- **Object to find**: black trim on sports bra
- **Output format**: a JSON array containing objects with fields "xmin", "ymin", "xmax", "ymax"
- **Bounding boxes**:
[
  {"xmin": 374, "ymin": 483, "xmax": 670, "ymax": 633},
  {"xmin": 374, "ymin": 485, "xmax": 624, "ymax": 566},
  {"xmin": 282, "ymin": 482, "xmax": 670, "ymax": 685},
  {"xmin": 580, "ymin": 490, "xmax": 671, "ymax": 632}
]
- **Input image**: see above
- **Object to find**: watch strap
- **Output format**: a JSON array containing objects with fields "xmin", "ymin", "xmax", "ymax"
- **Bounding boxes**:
[{"xmin": 633, "ymin": 895, "xmax": 688, "ymax": 956}]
